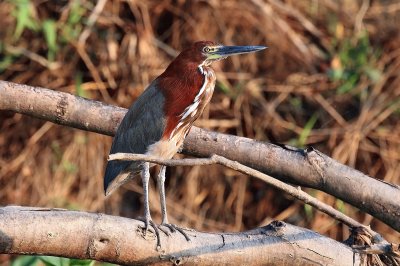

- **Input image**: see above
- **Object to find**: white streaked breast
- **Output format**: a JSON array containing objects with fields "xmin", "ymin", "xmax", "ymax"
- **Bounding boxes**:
[{"xmin": 168, "ymin": 65, "xmax": 216, "ymax": 146}]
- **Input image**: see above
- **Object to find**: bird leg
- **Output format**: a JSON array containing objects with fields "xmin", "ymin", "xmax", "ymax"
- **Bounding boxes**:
[
  {"xmin": 157, "ymin": 165, "xmax": 191, "ymax": 242},
  {"xmin": 157, "ymin": 165, "xmax": 169, "ymax": 224},
  {"xmin": 140, "ymin": 161, "xmax": 161, "ymax": 248}
]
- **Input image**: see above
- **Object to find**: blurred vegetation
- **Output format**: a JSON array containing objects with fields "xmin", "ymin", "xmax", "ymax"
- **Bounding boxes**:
[
  {"xmin": 0, "ymin": 0, "xmax": 399, "ymax": 264},
  {"xmin": 10, "ymin": 255, "xmax": 115, "ymax": 266}
]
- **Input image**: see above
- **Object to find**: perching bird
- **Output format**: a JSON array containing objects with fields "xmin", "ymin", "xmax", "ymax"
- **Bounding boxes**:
[{"xmin": 104, "ymin": 41, "xmax": 266, "ymax": 245}]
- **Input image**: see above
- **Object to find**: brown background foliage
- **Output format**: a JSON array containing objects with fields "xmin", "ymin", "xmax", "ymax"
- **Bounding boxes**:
[{"xmin": 0, "ymin": 0, "xmax": 399, "ymax": 258}]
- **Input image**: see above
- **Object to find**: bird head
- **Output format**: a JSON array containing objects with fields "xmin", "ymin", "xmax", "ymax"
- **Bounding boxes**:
[{"xmin": 178, "ymin": 41, "xmax": 267, "ymax": 67}]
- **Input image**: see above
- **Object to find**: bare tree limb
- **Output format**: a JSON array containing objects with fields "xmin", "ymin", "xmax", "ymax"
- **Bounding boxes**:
[
  {"xmin": 0, "ymin": 206, "xmax": 361, "ymax": 265},
  {"xmin": 183, "ymin": 129, "xmax": 400, "ymax": 233},
  {"xmin": 109, "ymin": 153, "xmax": 387, "ymax": 245},
  {"xmin": 1, "ymin": 80, "xmax": 399, "ymax": 232},
  {"xmin": 0, "ymin": 81, "xmax": 125, "ymax": 135}
]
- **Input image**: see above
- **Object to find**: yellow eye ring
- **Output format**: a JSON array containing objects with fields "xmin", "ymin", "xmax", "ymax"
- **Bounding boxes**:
[{"xmin": 203, "ymin": 47, "xmax": 211, "ymax": 53}]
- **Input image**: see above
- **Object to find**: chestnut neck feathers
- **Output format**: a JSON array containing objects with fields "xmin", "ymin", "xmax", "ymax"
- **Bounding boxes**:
[{"xmin": 158, "ymin": 41, "xmax": 217, "ymax": 140}]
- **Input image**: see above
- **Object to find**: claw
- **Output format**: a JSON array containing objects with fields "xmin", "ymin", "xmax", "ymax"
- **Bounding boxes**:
[
  {"xmin": 138, "ymin": 217, "xmax": 162, "ymax": 249},
  {"xmin": 158, "ymin": 224, "xmax": 172, "ymax": 236},
  {"xmin": 161, "ymin": 223, "xmax": 191, "ymax": 242}
]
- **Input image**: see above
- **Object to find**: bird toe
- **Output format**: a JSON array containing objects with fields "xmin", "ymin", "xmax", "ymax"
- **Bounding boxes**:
[
  {"xmin": 160, "ymin": 223, "xmax": 191, "ymax": 242},
  {"xmin": 137, "ymin": 217, "xmax": 162, "ymax": 249}
]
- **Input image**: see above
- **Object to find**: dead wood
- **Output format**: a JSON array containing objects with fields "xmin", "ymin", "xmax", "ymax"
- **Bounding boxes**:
[
  {"xmin": 1, "ymin": 80, "xmax": 399, "ymax": 232},
  {"xmin": 0, "ymin": 206, "xmax": 361, "ymax": 265}
]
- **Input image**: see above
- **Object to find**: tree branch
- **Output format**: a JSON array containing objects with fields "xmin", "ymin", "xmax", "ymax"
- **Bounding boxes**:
[
  {"xmin": 1, "ymin": 80, "xmax": 399, "ymax": 232},
  {"xmin": 0, "ymin": 206, "xmax": 361, "ymax": 265},
  {"xmin": 109, "ymin": 153, "xmax": 386, "ymax": 244}
]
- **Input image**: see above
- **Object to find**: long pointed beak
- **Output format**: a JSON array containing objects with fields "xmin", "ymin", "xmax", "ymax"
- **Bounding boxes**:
[{"xmin": 213, "ymin": 45, "xmax": 267, "ymax": 57}]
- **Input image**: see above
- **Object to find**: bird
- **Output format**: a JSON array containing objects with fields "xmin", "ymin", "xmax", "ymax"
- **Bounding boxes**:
[{"xmin": 104, "ymin": 41, "xmax": 266, "ymax": 246}]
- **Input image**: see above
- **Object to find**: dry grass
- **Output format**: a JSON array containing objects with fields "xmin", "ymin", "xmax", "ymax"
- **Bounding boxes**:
[{"xmin": 0, "ymin": 1, "xmax": 399, "ymax": 258}]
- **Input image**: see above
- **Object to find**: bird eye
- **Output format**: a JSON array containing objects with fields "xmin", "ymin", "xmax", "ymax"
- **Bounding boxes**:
[{"xmin": 203, "ymin": 47, "xmax": 211, "ymax": 53}]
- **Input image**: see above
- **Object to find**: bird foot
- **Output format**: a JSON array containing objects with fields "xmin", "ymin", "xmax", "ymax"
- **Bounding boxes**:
[
  {"xmin": 159, "ymin": 223, "xmax": 191, "ymax": 242},
  {"xmin": 137, "ymin": 217, "xmax": 162, "ymax": 249}
]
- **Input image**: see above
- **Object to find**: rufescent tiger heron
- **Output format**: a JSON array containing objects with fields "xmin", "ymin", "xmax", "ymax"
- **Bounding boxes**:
[{"xmin": 104, "ymin": 41, "xmax": 267, "ymax": 247}]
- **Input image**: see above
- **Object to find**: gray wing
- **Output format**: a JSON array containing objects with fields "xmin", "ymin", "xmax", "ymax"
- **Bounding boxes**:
[{"xmin": 104, "ymin": 80, "xmax": 166, "ymax": 195}]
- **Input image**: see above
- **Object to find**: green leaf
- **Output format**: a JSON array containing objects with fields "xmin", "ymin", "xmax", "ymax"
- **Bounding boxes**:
[
  {"xmin": 329, "ymin": 31, "xmax": 380, "ymax": 97},
  {"xmin": 336, "ymin": 74, "xmax": 358, "ymax": 94},
  {"xmin": 75, "ymin": 72, "xmax": 89, "ymax": 98},
  {"xmin": 298, "ymin": 113, "xmax": 318, "ymax": 147},
  {"xmin": 0, "ymin": 55, "xmax": 15, "ymax": 72},
  {"xmin": 62, "ymin": 160, "xmax": 78, "ymax": 174},
  {"xmin": 327, "ymin": 68, "xmax": 344, "ymax": 81},
  {"xmin": 364, "ymin": 67, "xmax": 381, "ymax": 83},
  {"xmin": 42, "ymin": 19, "xmax": 58, "ymax": 61},
  {"xmin": 336, "ymin": 199, "xmax": 346, "ymax": 213},
  {"xmin": 216, "ymin": 81, "xmax": 230, "ymax": 95},
  {"xmin": 11, "ymin": 0, "xmax": 39, "ymax": 40},
  {"xmin": 69, "ymin": 0, "xmax": 86, "ymax": 25},
  {"xmin": 38, "ymin": 256, "xmax": 70, "ymax": 266},
  {"xmin": 60, "ymin": 0, "xmax": 85, "ymax": 42},
  {"xmin": 69, "ymin": 259, "xmax": 96, "ymax": 266},
  {"xmin": 11, "ymin": 255, "xmax": 39, "ymax": 266},
  {"xmin": 289, "ymin": 97, "xmax": 302, "ymax": 109},
  {"xmin": 304, "ymin": 204, "xmax": 313, "ymax": 220}
]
